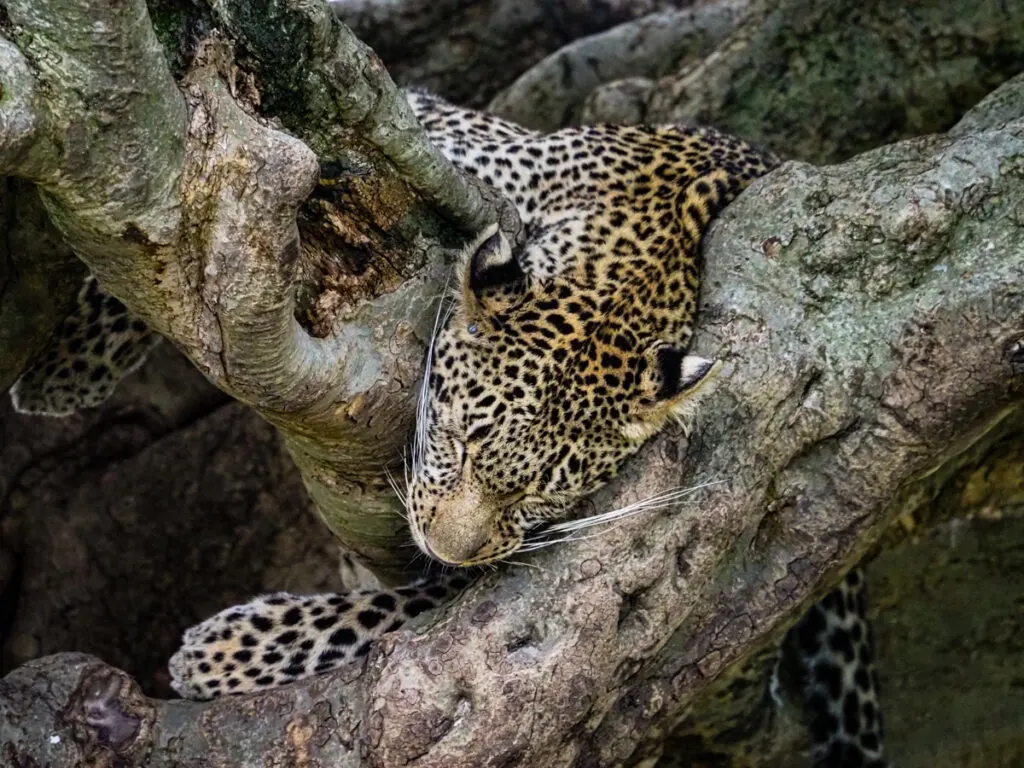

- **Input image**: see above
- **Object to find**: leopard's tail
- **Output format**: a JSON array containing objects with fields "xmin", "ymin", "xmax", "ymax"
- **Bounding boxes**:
[{"xmin": 169, "ymin": 573, "xmax": 470, "ymax": 700}]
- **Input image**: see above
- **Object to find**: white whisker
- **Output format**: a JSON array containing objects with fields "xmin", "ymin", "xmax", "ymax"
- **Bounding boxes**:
[
  {"xmin": 518, "ymin": 536, "xmax": 578, "ymax": 551},
  {"xmin": 505, "ymin": 559, "xmax": 548, "ymax": 573},
  {"xmin": 519, "ymin": 524, "xmax": 628, "ymax": 552},
  {"xmin": 541, "ymin": 480, "xmax": 723, "ymax": 536},
  {"xmin": 383, "ymin": 464, "xmax": 408, "ymax": 509},
  {"xmin": 412, "ymin": 275, "xmax": 455, "ymax": 478}
]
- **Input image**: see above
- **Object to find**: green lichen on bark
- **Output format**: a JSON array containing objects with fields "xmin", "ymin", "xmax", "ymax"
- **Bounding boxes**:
[{"xmin": 646, "ymin": 0, "xmax": 1024, "ymax": 163}]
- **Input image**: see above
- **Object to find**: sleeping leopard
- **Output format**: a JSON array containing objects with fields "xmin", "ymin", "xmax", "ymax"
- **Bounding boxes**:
[{"xmin": 8, "ymin": 89, "xmax": 884, "ymax": 768}]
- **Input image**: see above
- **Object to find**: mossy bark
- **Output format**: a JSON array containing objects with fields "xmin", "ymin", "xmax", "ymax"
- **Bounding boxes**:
[
  {"xmin": 508, "ymin": 0, "xmax": 1024, "ymax": 166},
  {"xmin": 665, "ymin": 0, "xmax": 1024, "ymax": 163}
]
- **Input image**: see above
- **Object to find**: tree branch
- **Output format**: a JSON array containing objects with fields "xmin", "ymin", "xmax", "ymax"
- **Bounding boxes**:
[
  {"xmin": 175, "ymin": 60, "xmax": 325, "ymax": 410},
  {"xmin": 1, "ymin": 0, "xmax": 506, "ymax": 580},
  {"xmin": 3, "ymin": 0, "xmax": 185, "ymax": 223},
  {"xmin": 330, "ymin": 0, "xmax": 695, "ymax": 108},
  {"xmin": 502, "ymin": 0, "xmax": 1024, "ymax": 168},
  {"xmin": 636, "ymin": 0, "xmax": 1024, "ymax": 163},
  {"xmin": 489, "ymin": 0, "xmax": 749, "ymax": 131},
  {"xmin": 4, "ymin": 76, "xmax": 1021, "ymax": 766},
  {"xmin": 212, "ymin": 0, "xmax": 490, "ymax": 235}
]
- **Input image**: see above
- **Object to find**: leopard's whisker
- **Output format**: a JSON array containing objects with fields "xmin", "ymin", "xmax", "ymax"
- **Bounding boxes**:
[
  {"xmin": 412, "ymin": 275, "xmax": 454, "ymax": 478},
  {"xmin": 518, "ymin": 525, "xmax": 623, "ymax": 552},
  {"xmin": 541, "ymin": 480, "xmax": 723, "ymax": 536},
  {"xmin": 383, "ymin": 464, "xmax": 409, "ymax": 510},
  {"xmin": 505, "ymin": 559, "xmax": 547, "ymax": 572},
  {"xmin": 517, "ymin": 536, "xmax": 578, "ymax": 551}
]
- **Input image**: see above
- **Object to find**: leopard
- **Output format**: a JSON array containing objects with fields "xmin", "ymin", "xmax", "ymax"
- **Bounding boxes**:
[
  {"xmin": 7, "ymin": 90, "xmax": 886, "ymax": 767},
  {"xmin": 9, "ymin": 275, "xmax": 161, "ymax": 416},
  {"xmin": 401, "ymin": 89, "xmax": 776, "ymax": 566},
  {"xmin": 776, "ymin": 569, "xmax": 886, "ymax": 768}
]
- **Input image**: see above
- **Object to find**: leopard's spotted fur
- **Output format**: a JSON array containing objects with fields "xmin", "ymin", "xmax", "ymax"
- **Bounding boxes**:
[
  {"xmin": 169, "ymin": 572, "xmax": 470, "ymax": 700},
  {"xmin": 404, "ymin": 90, "xmax": 776, "ymax": 565}
]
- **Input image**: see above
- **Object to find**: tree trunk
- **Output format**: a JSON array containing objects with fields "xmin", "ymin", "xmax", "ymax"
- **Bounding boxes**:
[
  {"xmin": 578, "ymin": 0, "xmax": 1024, "ymax": 164},
  {"xmin": 1, "ymin": 0, "xmax": 1023, "ymax": 766}
]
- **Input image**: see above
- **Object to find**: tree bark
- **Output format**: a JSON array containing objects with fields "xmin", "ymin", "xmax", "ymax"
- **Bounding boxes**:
[
  {"xmin": 552, "ymin": 0, "xmax": 1024, "ymax": 166},
  {"xmin": 656, "ymin": 400, "xmax": 1024, "ymax": 768},
  {"xmin": 488, "ymin": 0, "xmax": 749, "ymax": 131},
  {"xmin": 3, "ymin": 39, "xmax": 1022, "ymax": 763}
]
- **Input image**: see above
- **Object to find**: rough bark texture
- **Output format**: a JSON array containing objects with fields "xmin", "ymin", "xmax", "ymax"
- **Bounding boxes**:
[
  {"xmin": 488, "ymin": 0, "xmax": 749, "ymax": 131},
  {"xmin": 572, "ymin": 0, "xmax": 1024, "ymax": 165},
  {"xmin": 3, "ymin": 61, "xmax": 1023, "ymax": 764},
  {"xmin": 655, "ymin": 407, "xmax": 1024, "ymax": 768}
]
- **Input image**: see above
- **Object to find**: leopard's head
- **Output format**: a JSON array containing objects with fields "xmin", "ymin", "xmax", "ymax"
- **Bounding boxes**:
[{"xmin": 406, "ymin": 224, "xmax": 718, "ymax": 566}]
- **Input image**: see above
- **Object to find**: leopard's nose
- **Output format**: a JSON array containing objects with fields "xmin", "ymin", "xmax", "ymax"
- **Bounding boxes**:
[
  {"xmin": 420, "ymin": 486, "xmax": 494, "ymax": 565},
  {"xmin": 427, "ymin": 525, "xmax": 489, "ymax": 566}
]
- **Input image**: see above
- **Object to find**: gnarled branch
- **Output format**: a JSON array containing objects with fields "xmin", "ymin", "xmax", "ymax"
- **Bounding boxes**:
[
  {"xmin": 489, "ymin": 0, "xmax": 749, "ymax": 131},
  {"xmin": 0, "ymin": 0, "xmax": 499, "ymax": 580},
  {"xmin": 633, "ymin": 0, "xmax": 1024, "ymax": 163},
  {"xmin": 330, "ymin": 0, "xmax": 695, "ymax": 108}
]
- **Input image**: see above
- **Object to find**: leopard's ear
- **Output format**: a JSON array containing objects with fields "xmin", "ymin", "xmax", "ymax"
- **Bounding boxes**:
[
  {"xmin": 645, "ymin": 347, "xmax": 718, "ymax": 403},
  {"xmin": 621, "ymin": 344, "xmax": 720, "ymax": 441},
  {"xmin": 461, "ymin": 223, "xmax": 526, "ymax": 315}
]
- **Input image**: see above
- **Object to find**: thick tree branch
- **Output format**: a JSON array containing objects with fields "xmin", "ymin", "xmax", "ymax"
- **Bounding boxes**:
[
  {"xmin": 637, "ymin": 0, "xmax": 1024, "ymax": 163},
  {"xmin": 660, "ymin": 419, "xmax": 1024, "ymax": 766},
  {"xmin": 3, "ymin": 0, "xmax": 185, "ymax": 224},
  {"xmin": 517, "ymin": 0, "xmax": 1024, "ymax": 168},
  {"xmin": 489, "ymin": 1, "xmax": 749, "ymax": 131},
  {"xmin": 175, "ymin": 63, "xmax": 325, "ymax": 410},
  {"xmin": 212, "ymin": 0, "xmax": 489, "ymax": 235},
  {"xmin": 0, "ymin": 0, "xmax": 507, "ymax": 579},
  {"xmin": 330, "ymin": 0, "xmax": 696, "ymax": 108},
  {"xmin": 4, "ymin": 77, "xmax": 1021, "ymax": 766}
]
